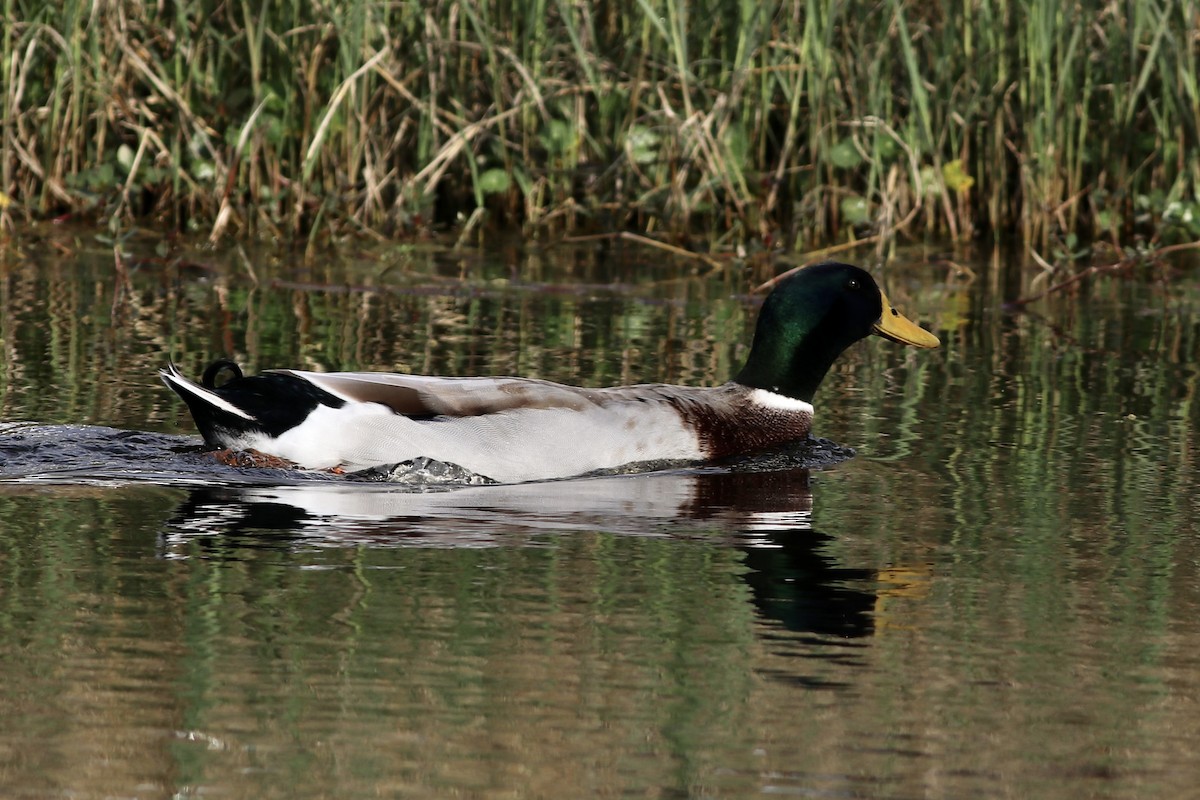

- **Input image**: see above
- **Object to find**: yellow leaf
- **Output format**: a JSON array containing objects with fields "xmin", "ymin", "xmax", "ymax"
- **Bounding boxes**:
[{"xmin": 942, "ymin": 159, "xmax": 975, "ymax": 192}]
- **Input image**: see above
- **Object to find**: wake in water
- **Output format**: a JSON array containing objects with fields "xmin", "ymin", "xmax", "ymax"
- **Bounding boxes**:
[
  {"xmin": 0, "ymin": 422, "xmax": 854, "ymax": 488},
  {"xmin": 0, "ymin": 422, "xmax": 337, "ymax": 487}
]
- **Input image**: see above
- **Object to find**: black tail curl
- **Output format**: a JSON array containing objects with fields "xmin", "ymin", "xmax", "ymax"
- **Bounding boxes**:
[{"xmin": 202, "ymin": 359, "xmax": 243, "ymax": 389}]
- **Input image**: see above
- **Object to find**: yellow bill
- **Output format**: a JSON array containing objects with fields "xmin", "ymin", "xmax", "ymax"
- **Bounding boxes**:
[{"xmin": 873, "ymin": 290, "xmax": 940, "ymax": 348}]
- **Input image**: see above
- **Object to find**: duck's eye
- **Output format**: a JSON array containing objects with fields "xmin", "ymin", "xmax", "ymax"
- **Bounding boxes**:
[{"xmin": 847, "ymin": 278, "xmax": 860, "ymax": 290}]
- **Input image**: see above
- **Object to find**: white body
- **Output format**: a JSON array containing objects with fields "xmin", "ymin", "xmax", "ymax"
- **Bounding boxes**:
[
  {"xmin": 230, "ymin": 393, "xmax": 706, "ymax": 483},
  {"xmin": 161, "ymin": 367, "xmax": 814, "ymax": 484}
]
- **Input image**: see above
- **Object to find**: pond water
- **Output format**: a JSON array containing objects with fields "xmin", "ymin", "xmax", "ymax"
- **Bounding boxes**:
[{"xmin": 1, "ymin": 233, "xmax": 1198, "ymax": 799}]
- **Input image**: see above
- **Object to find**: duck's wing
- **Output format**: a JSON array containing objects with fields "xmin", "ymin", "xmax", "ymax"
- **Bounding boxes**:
[{"xmin": 273, "ymin": 370, "xmax": 607, "ymax": 417}]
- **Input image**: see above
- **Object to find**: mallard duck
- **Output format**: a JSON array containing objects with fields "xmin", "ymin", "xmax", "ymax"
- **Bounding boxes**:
[{"xmin": 160, "ymin": 261, "xmax": 938, "ymax": 482}]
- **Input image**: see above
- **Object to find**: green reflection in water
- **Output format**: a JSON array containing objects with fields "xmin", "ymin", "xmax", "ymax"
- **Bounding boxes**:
[{"xmin": 217, "ymin": 539, "xmax": 745, "ymax": 796}]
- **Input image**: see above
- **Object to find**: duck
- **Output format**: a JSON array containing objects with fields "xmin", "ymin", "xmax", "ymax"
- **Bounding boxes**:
[{"xmin": 160, "ymin": 261, "xmax": 939, "ymax": 483}]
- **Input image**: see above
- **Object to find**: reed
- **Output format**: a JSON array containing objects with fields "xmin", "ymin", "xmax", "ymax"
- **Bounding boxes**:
[{"xmin": 1, "ymin": 0, "xmax": 1198, "ymax": 250}]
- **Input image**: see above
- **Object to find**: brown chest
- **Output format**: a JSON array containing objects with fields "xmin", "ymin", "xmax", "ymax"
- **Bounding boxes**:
[{"xmin": 673, "ymin": 400, "xmax": 813, "ymax": 460}]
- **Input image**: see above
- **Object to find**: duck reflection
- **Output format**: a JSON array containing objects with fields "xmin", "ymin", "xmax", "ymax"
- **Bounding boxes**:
[
  {"xmin": 690, "ymin": 469, "xmax": 875, "ymax": 638},
  {"xmin": 163, "ymin": 466, "xmax": 878, "ymax": 638}
]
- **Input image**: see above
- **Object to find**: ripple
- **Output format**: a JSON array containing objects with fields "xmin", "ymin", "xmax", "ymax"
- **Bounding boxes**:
[{"xmin": 0, "ymin": 423, "xmax": 854, "ymax": 488}]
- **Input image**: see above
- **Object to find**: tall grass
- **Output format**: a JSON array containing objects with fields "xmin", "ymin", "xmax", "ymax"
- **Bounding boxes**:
[{"xmin": 2, "ymin": 0, "xmax": 1199, "ymax": 250}]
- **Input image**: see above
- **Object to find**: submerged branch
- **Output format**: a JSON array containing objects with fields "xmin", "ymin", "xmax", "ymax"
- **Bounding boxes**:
[{"xmin": 1009, "ymin": 240, "xmax": 1200, "ymax": 307}]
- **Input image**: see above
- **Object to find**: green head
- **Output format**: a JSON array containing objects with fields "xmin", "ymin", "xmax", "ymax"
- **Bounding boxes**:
[{"xmin": 734, "ymin": 262, "xmax": 939, "ymax": 402}]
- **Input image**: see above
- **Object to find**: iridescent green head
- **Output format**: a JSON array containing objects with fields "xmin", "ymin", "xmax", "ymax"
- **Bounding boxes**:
[{"xmin": 735, "ymin": 262, "xmax": 939, "ymax": 402}]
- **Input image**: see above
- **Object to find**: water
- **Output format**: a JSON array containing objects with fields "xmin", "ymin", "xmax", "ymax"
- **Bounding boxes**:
[{"xmin": 1, "ymin": 234, "xmax": 1199, "ymax": 798}]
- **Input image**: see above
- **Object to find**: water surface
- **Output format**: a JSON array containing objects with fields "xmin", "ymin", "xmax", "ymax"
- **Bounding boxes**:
[{"xmin": 1, "ymin": 236, "xmax": 1198, "ymax": 798}]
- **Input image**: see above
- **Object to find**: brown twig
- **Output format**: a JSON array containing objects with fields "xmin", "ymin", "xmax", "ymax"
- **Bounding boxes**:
[{"xmin": 562, "ymin": 231, "xmax": 725, "ymax": 269}]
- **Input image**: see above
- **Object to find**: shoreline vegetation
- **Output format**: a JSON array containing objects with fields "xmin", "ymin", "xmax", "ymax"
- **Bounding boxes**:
[{"xmin": 2, "ymin": 0, "xmax": 1200, "ymax": 259}]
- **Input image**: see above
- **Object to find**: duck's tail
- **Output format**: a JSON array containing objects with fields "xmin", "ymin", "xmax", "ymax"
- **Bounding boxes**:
[{"xmin": 159, "ymin": 362, "xmax": 260, "ymax": 447}]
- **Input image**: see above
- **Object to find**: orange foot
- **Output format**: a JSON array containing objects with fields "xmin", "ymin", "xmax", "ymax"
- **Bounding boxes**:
[{"xmin": 210, "ymin": 448, "xmax": 299, "ymax": 470}]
